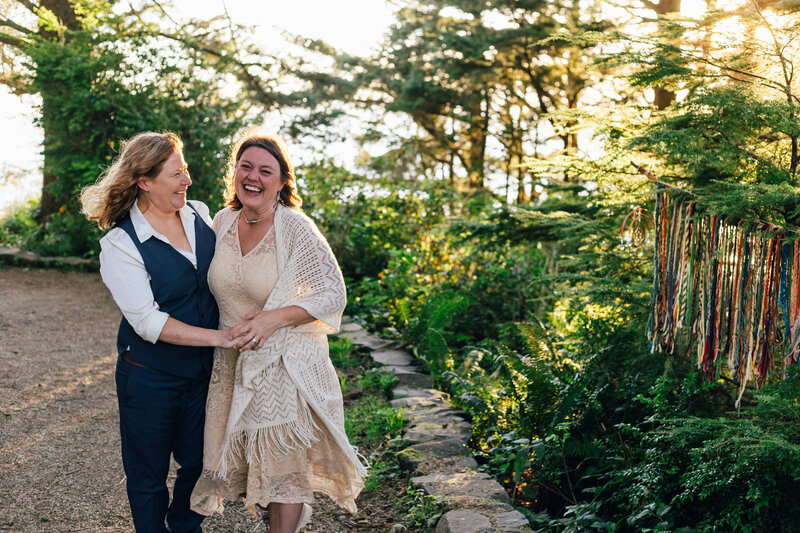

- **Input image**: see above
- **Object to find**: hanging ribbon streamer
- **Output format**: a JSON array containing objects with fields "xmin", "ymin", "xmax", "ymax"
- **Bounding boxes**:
[{"xmin": 647, "ymin": 190, "xmax": 797, "ymax": 406}]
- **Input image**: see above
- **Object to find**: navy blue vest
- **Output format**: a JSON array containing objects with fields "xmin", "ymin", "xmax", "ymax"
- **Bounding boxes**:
[{"xmin": 116, "ymin": 204, "xmax": 219, "ymax": 378}]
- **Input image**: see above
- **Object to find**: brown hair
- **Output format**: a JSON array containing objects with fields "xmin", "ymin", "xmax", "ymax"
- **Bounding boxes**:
[
  {"xmin": 80, "ymin": 132, "xmax": 183, "ymax": 230},
  {"xmin": 223, "ymin": 129, "xmax": 302, "ymax": 211}
]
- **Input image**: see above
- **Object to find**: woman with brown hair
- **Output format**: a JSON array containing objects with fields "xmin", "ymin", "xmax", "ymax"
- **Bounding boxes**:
[
  {"xmin": 190, "ymin": 129, "xmax": 366, "ymax": 532},
  {"xmin": 81, "ymin": 131, "xmax": 243, "ymax": 533}
]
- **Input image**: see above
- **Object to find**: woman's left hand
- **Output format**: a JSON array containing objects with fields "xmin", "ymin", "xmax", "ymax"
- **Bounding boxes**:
[{"xmin": 234, "ymin": 309, "xmax": 283, "ymax": 351}]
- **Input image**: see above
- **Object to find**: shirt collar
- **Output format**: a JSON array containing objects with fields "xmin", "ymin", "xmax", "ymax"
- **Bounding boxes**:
[{"xmin": 130, "ymin": 199, "xmax": 196, "ymax": 243}]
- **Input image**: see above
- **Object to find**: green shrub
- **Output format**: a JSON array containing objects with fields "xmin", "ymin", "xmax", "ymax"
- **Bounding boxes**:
[
  {"xmin": 344, "ymin": 395, "xmax": 404, "ymax": 449},
  {"xmin": 358, "ymin": 368, "xmax": 399, "ymax": 399},
  {"xmin": 329, "ymin": 336, "xmax": 359, "ymax": 368},
  {"xmin": 396, "ymin": 485, "xmax": 447, "ymax": 531},
  {"xmin": 0, "ymin": 200, "xmax": 39, "ymax": 248},
  {"xmin": 603, "ymin": 378, "xmax": 800, "ymax": 532},
  {"xmin": 298, "ymin": 162, "xmax": 451, "ymax": 281}
]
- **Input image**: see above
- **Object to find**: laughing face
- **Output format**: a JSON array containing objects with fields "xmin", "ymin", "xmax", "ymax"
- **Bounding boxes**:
[
  {"xmin": 137, "ymin": 150, "xmax": 191, "ymax": 213},
  {"xmin": 234, "ymin": 146, "xmax": 284, "ymax": 215}
]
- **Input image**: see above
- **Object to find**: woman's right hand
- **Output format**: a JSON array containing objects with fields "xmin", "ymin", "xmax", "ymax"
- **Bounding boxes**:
[{"xmin": 217, "ymin": 326, "xmax": 250, "ymax": 348}]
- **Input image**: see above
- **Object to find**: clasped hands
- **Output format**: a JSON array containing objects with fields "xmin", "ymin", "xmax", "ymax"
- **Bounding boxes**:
[{"xmin": 220, "ymin": 309, "xmax": 281, "ymax": 351}]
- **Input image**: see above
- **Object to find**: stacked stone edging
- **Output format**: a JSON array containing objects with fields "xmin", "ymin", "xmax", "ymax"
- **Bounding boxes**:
[
  {"xmin": 338, "ymin": 319, "xmax": 533, "ymax": 533},
  {"xmin": 0, "ymin": 246, "xmax": 98, "ymax": 271}
]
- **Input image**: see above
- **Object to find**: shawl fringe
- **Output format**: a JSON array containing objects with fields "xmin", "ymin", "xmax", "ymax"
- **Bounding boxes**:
[
  {"xmin": 216, "ymin": 404, "xmax": 321, "ymax": 478},
  {"xmin": 208, "ymin": 206, "xmax": 365, "ymax": 496}
]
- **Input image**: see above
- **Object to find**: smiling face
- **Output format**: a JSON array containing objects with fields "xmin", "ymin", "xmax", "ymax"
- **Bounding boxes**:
[
  {"xmin": 234, "ymin": 146, "xmax": 284, "ymax": 214},
  {"xmin": 137, "ymin": 150, "xmax": 191, "ymax": 213}
]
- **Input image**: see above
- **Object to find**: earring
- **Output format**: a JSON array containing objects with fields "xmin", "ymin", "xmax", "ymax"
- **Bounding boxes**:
[{"xmin": 276, "ymin": 190, "xmax": 281, "ymax": 203}]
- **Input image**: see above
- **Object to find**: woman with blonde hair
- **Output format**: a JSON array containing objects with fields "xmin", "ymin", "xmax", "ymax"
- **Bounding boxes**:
[
  {"xmin": 190, "ymin": 130, "xmax": 366, "ymax": 533},
  {"xmin": 82, "ymin": 131, "xmax": 244, "ymax": 533}
]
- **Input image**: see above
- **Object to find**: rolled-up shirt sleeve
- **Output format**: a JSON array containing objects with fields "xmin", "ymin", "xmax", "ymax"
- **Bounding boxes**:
[{"xmin": 99, "ymin": 230, "xmax": 169, "ymax": 344}]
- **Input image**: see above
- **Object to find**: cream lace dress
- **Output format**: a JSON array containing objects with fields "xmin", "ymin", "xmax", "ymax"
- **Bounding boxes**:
[{"xmin": 191, "ymin": 218, "xmax": 355, "ymax": 515}]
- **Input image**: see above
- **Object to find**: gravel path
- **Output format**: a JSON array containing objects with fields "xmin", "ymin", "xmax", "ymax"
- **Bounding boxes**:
[{"xmin": 0, "ymin": 267, "xmax": 405, "ymax": 533}]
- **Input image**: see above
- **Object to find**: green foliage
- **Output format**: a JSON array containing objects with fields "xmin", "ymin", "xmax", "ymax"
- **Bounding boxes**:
[
  {"xmin": 557, "ymin": 501, "xmax": 619, "ymax": 532},
  {"xmin": 329, "ymin": 336, "xmax": 359, "ymax": 368},
  {"xmin": 396, "ymin": 485, "xmax": 447, "ymax": 532},
  {"xmin": 688, "ymin": 181, "xmax": 800, "ymax": 228},
  {"xmin": 445, "ymin": 322, "xmax": 565, "ymax": 442},
  {"xmin": 0, "ymin": 198, "xmax": 103, "ymax": 258},
  {"xmin": 358, "ymin": 368, "xmax": 400, "ymax": 399},
  {"xmin": 0, "ymin": 200, "xmax": 41, "ymax": 248},
  {"xmin": 408, "ymin": 291, "xmax": 471, "ymax": 376},
  {"xmin": 589, "ymin": 378, "xmax": 800, "ymax": 532},
  {"xmin": 344, "ymin": 394, "xmax": 404, "ymax": 450},
  {"xmin": 475, "ymin": 429, "xmax": 536, "ymax": 505},
  {"xmin": 2, "ymin": 6, "xmax": 246, "ymax": 257},
  {"xmin": 361, "ymin": 446, "xmax": 404, "ymax": 493},
  {"xmin": 628, "ymin": 87, "xmax": 798, "ymax": 185},
  {"xmin": 298, "ymin": 162, "xmax": 451, "ymax": 279},
  {"xmin": 343, "ymin": 211, "xmax": 549, "ymax": 356}
]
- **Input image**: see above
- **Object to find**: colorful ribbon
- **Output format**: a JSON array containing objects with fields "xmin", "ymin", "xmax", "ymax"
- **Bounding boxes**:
[{"xmin": 647, "ymin": 191, "xmax": 796, "ymax": 405}]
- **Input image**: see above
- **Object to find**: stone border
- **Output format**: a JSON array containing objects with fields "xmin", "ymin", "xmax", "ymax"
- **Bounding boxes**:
[
  {"xmin": 0, "ymin": 246, "xmax": 99, "ymax": 271},
  {"xmin": 337, "ymin": 319, "xmax": 533, "ymax": 533}
]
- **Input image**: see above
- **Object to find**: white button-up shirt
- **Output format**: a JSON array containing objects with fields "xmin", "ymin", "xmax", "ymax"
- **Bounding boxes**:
[{"xmin": 99, "ymin": 199, "xmax": 213, "ymax": 344}]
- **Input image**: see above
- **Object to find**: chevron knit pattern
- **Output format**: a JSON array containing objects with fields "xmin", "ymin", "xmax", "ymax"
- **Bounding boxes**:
[{"xmin": 203, "ymin": 206, "xmax": 366, "ymax": 512}]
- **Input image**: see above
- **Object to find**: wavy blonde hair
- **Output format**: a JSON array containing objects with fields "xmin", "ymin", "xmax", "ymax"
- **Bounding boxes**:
[
  {"xmin": 223, "ymin": 129, "xmax": 302, "ymax": 211},
  {"xmin": 80, "ymin": 132, "xmax": 183, "ymax": 230}
]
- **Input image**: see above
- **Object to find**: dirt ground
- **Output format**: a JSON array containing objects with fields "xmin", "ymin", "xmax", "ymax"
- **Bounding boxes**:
[{"xmin": 0, "ymin": 267, "xmax": 408, "ymax": 532}]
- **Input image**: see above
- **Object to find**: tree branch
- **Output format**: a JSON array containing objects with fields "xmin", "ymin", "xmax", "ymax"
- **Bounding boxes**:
[
  {"xmin": 0, "ymin": 30, "xmax": 27, "ymax": 48},
  {"xmin": 221, "ymin": 0, "xmax": 240, "ymax": 57},
  {"xmin": 0, "ymin": 71, "xmax": 30, "ymax": 95},
  {"xmin": 148, "ymin": 0, "xmax": 179, "ymax": 27},
  {"xmin": 627, "ymin": 35, "xmax": 800, "ymax": 104},
  {"xmin": 751, "ymin": 0, "xmax": 798, "ymax": 177},
  {"xmin": 129, "ymin": 2, "xmax": 282, "ymax": 105},
  {"xmin": 15, "ymin": 0, "xmax": 40, "ymax": 15},
  {"xmin": 148, "ymin": 28, "xmax": 281, "ymax": 106},
  {"xmin": 0, "ymin": 17, "xmax": 34, "ymax": 35}
]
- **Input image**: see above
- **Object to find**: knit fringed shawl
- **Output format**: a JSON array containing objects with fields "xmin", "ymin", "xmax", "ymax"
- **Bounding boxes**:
[{"xmin": 212, "ymin": 205, "xmax": 367, "ymax": 493}]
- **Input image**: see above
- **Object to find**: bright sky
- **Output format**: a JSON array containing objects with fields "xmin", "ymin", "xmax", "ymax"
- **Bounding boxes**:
[{"xmin": 0, "ymin": 0, "xmax": 394, "ymax": 214}]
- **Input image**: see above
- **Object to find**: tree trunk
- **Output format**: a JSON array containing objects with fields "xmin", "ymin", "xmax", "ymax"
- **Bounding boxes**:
[
  {"xmin": 36, "ymin": 0, "xmax": 81, "ymax": 221},
  {"xmin": 653, "ymin": 87, "xmax": 676, "ymax": 110},
  {"xmin": 516, "ymin": 170, "xmax": 527, "ymax": 204},
  {"xmin": 505, "ymin": 153, "xmax": 512, "ymax": 203},
  {"xmin": 465, "ymin": 136, "xmax": 486, "ymax": 190},
  {"xmin": 39, "ymin": 0, "xmax": 80, "ymax": 32},
  {"xmin": 39, "ymin": 93, "xmax": 59, "ymax": 220},
  {"xmin": 652, "ymin": 0, "xmax": 681, "ymax": 110},
  {"xmin": 463, "ymin": 90, "xmax": 488, "ymax": 190},
  {"xmin": 447, "ymin": 152, "xmax": 454, "ymax": 188}
]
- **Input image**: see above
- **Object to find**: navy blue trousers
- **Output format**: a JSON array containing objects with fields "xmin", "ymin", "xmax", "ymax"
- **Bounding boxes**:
[{"xmin": 115, "ymin": 356, "xmax": 210, "ymax": 533}]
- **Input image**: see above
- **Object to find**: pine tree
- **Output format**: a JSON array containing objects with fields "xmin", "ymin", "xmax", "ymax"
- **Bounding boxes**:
[{"xmin": 283, "ymin": 0, "xmax": 612, "ymax": 195}]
